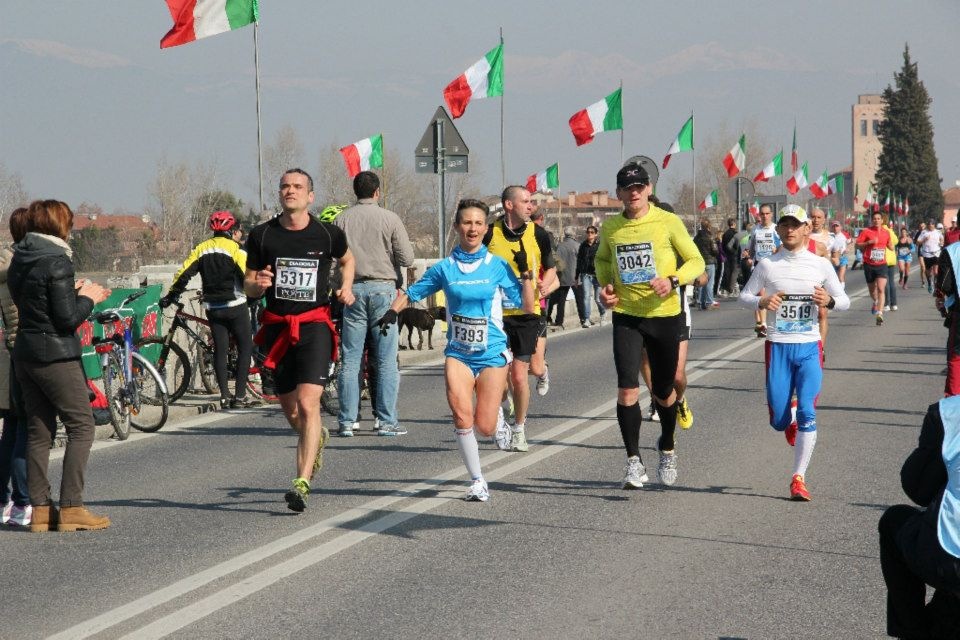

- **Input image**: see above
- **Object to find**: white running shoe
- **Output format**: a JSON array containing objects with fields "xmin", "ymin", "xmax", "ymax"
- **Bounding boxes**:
[
  {"xmin": 646, "ymin": 400, "xmax": 660, "ymax": 422},
  {"xmin": 536, "ymin": 366, "xmax": 550, "ymax": 396},
  {"xmin": 621, "ymin": 456, "xmax": 648, "ymax": 489},
  {"xmin": 494, "ymin": 408, "xmax": 511, "ymax": 451},
  {"xmin": 464, "ymin": 479, "xmax": 490, "ymax": 502},
  {"xmin": 658, "ymin": 450, "xmax": 678, "ymax": 486},
  {"xmin": 511, "ymin": 424, "xmax": 529, "ymax": 452},
  {"xmin": 892, "ymin": 305, "xmax": 898, "ymax": 311},
  {"xmin": 1, "ymin": 500, "xmax": 12, "ymax": 525}
]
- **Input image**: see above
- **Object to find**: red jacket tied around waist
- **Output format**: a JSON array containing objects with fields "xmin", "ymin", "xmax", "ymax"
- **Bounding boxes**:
[{"xmin": 254, "ymin": 307, "xmax": 338, "ymax": 370}]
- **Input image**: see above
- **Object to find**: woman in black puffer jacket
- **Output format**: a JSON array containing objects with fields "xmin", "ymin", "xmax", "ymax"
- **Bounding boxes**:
[{"xmin": 8, "ymin": 200, "xmax": 110, "ymax": 533}]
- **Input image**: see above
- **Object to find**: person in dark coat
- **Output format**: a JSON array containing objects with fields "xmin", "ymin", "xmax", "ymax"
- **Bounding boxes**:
[
  {"xmin": 8, "ymin": 200, "xmax": 111, "ymax": 532},
  {"xmin": 692, "ymin": 218, "xmax": 719, "ymax": 310},
  {"xmin": 879, "ymin": 397, "xmax": 960, "ymax": 638}
]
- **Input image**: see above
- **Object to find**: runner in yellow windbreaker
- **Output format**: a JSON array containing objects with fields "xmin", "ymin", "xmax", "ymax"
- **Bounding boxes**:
[{"xmin": 595, "ymin": 163, "xmax": 704, "ymax": 490}]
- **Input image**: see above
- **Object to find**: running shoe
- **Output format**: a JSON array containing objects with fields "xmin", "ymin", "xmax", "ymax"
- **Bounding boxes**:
[
  {"xmin": 338, "ymin": 422, "xmax": 356, "ymax": 437},
  {"xmin": 599, "ymin": 315, "xmax": 607, "ymax": 327},
  {"xmin": 784, "ymin": 421, "xmax": 798, "ymax": 447},
  {"xmin": 657, "ymin": 450, "xmax": 678, "ymax": 486},
  {"xmin": 284, "ymin": 477, "xmax": 310, "ymax": 512},
  {"xmin": 511, "ymin": 425, "xmax": 529, "ymax": 452},
  {"xmin": 373, "ymin": 417, "xmax": 381, "ymax": 432},
  {"xmin": 646, "ymin": 399, "xmax": 660, "ymax": 422},
  {"xmin": 876, "ymin": 313, "xmax": 884, "ymax": 326},
  {"xmin": 312, "ymin": 426, "xmax": 329, "ymax": 478},
  {"xmin": 676, "ymin": 397, "xmax": 693, "ymax": 430},
  {"xmin": 219, "ymin": 397, "xmax": 231, "ymax": 411},
  {"xmin": 378, "ymin": 423, "xmax": 408, "ymax": 436},
  {"xmin": 883, "ymin": 305, "xmax": 891, "ymax": 312},
  {"xmin": 494, "ymin": 407, "xmax": 511, "ymax": 451},
  {"xmin": 464, "ymin": 479, "xmax": 490, "ymax": 502},
  {"xmin": 1, "ymin": 500, "xmax": 12, "ymax": 525},
  {"xmin": 230, "ymin": 396, "xmax": 263, "ymax": 409},
  {"xmin": 581, "ymin": 321, "xmax": 591, "ymax": 329},
  {"xmin": 8, "ymin": 504, "xmax": 32, "ymax": 527},
  {"xmin": 892, "ymin": 305, "xmax": 898, "ymax": 311},
  {"xmin": 621, "ymin": 456, "xmax": 648, "ymax": 490},
  {"xmin": 790, "ymin": 474, "xmax": 811, "ymax": 501},
  {"xmin": 536, "ymin": 366, "xmax": 550, "ymax": 396}
]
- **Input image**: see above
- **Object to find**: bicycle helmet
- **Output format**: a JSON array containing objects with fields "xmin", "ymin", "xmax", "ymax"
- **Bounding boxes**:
[
  {"xmin": 209, "ymin": 210, "xmax": 237, "ymax": 232},
  {"xmin": 317, "ymin": 204, "xmax": 348, "ymax": 223}
]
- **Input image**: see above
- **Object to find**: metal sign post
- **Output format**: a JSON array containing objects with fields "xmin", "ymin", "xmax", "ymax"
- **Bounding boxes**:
[
  {"xmin": 435, "ymin": 118, "xmax": 445, "ymax": 259},
  {"xmin": 415, "ymin": 106, "xmax": 470, "ymax": 259}
]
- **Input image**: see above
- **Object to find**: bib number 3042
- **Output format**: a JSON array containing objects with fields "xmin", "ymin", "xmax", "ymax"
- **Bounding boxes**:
[{"xmin": 616, "ymin": 243, "xmax": 656, "ymax": 284}]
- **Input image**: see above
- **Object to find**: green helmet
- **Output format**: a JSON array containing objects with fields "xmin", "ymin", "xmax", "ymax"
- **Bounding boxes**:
[{"xmin": 317, "ymin": 204, "xmax": 348, "ymax": 223}]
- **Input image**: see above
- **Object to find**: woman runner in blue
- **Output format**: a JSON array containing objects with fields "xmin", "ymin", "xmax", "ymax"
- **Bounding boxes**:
[{"xmin": 378, "ymin": 200, "xmax": 536, "ymax": 501}]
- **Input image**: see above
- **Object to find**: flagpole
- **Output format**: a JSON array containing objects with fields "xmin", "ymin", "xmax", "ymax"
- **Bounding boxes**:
[
  {"xmin": 691, "ymin": 109, "xmax": 696, "ymax": 232},
  {"xmin": 499, "ymin": 27, "xmax": 505, "ymax": 188},
  {"xmin": 556, "ymin": 168, "xmax": 563, "ymax": 240},
  {"xmin": 619, "ymin": 79, "xmax": 624, "ymax": 165},
  {"xmin": 254, "ymin": 21, "xmax": 265, "ymax": 216},
  {"xmin": 381, "ymin": 134, "xmax": 388, "ymax": 210}
]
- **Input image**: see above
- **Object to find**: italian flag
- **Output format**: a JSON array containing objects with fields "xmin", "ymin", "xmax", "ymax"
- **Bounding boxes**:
[
  {"xmin": 722, "ymin": 134, "xmax": 746, "ymax": 178},
  {"xmin": 339, "ymin": 134, "xmax": 383, "ymax": 178},
  {"xmin": 753, "ymin": 150, "xmax": 783, "ymax": 183},
  {"xmin": 786, "ymin": 162, "xmax": 808, "ymax": 195},
  {"xmin": 662, "ymin": 116, "xmax": 693, "ymax": 169},
  {"xmin": 826, "ymin": 174, "xmax": 843, "ymax": 196},
  {"xmin": 808, "ymin": 169, "xmax": 829, "ymax": 199},
  {"xmin": 883, "ymin": 191, "xmax": 891, "ymax": 212},
  {"xmin": 443, "ymin": 43, "xmax": 504, "ymax": 119},
  {"xmin": 904, "ymin": 197, "xmax": 910, "ymax": 216},
  {"xmin": 568, "ymin": 88, "xmax": 623, "ymax": 146},
  {"xmin": 698, "ymin": 189, "xmax": 718, "ymax": 210},
  {"xmin": 526, "ymin": 163, "xmax": 559, "ymax": 194},
  {"xmin": 749, "ymin": 199, "xmax": 760, "ymax": 221},
  {"xmin": 160, "ymin": 0, "xmax": 258, "ymax": 49},
  {"xmin": 863, "ymin": 185, "xmax": 874, "ymax": 209}
]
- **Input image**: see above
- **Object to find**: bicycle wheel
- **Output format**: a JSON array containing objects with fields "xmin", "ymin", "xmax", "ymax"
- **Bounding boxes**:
[
  {"xmin": 101, "ymin": 352, "xmax": 130, "ymax": 441},
  {"xmin": 136, "ymin": 337, "xmax": 191, "ymax": 403},
  {"xmin": 320, "ymin": 361, "xmax": 340, "ymax": 417},
  {"xmin": 197, "ymin": 328, "xmax": 218, "ymax": 394},
  {"xmin": 130, "ymin": 354, "xmax": 169, "ymax": 433}
]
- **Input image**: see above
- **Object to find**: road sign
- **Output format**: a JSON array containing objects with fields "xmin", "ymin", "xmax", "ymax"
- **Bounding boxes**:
[{"xmin": 414, "ymin": 106, "xmax": 469, "ymax": 174}]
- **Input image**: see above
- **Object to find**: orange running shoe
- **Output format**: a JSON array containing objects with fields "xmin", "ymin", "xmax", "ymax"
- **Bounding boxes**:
[
  {"xmin": 784, "ymin": 422, "xmax": 798, "ymax": 447},
  {"xmin": 790, "ymin": 474, "xmax": 811, "ymax": 501}
]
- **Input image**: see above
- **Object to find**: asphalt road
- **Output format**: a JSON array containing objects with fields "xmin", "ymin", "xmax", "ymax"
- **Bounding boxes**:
[{"xmin": 2, "ymin": 274, "xmax": 945, "ymax": 640}]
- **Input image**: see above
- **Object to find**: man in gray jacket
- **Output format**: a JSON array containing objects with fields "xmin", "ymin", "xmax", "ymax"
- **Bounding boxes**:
[
  {"xmin": 547, "ymin": 227, "xmax": 580, "ymax": 327},
  {"xmin": 334, "ymin": 171, "xmax": 415, "ymax": 437}
]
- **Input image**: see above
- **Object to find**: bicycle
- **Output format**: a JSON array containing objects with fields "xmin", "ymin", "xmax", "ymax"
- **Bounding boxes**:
[
  {"xmin": 91, "ymin": 290, "xmax": 169, "ymax": 438},
  {"xmin": 139, "ymin": 295, "xmax": 273, "ymax": 404}
]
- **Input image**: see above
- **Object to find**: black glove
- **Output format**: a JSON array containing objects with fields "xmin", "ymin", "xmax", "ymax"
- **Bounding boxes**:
[
  {"xmin": 512, "ymin": 243, "xmax": 529, "ymax": 274},
  {"xmin": 158, "ymin": 294, "xmax": 177, "ymax": 309},
  {"xmin": 377, "ymin": 309, "xmax": 398, "ymax": 336}
]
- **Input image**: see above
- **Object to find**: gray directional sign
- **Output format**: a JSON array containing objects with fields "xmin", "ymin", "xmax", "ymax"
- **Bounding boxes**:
[{"xmin": 414, "ymin": 106, "xmax": 469, "ymax": 173}]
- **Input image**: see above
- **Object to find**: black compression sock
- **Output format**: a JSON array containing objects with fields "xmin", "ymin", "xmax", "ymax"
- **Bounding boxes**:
[
  {"xmin": 656, "ymin": 400, "xmax": 678, "ymax": 451},
  {"xmin": 616, "ymin": 402, "xmax": 642, "ymax": 459}
]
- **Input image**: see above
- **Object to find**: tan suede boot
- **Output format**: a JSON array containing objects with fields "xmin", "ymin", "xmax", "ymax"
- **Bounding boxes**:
[
  {"xmin": 30, "ymin": 504, "xmax": 59, "ymax": 533},
  {"xmin": 58, "ymin": 506, "xmax": 111, "ymax": 532}
]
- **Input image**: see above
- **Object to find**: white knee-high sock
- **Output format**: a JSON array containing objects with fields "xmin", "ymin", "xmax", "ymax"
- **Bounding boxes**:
[
  {"xmin": 793, "ymin": 430, "xmax": 817, "ymax": 477},
  {"xmin": 455, "ymin": 427, "xmax": 483, "ymax": 481}
]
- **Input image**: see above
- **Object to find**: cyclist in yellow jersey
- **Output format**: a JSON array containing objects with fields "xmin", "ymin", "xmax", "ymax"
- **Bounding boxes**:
[
  {"xmin": 595, "ymin": 163, "xmax": 704, "ymax": 489},
  {"xmin": 483, "ymin": 186, "xmax": 558, "ymax": 453}
]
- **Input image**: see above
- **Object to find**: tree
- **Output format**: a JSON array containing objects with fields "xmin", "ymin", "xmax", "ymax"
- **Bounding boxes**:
[
  {"xmin": 0, "ymin": 162, "xmax": 29, "ymax": 223},
  {"xmin": 875, "ymin": 44, "xmax": 943, "ymax": 225},
  {"xmin": 71, "ymin": 226, "xmax": 122, "ymax": 271},
  {"xmin": 192, "ymin": 190, "xmax": 244, "ymax": 244},
  {"xmin": 146, "ymin": 157, "xmax": 222, "ymax": 259},
  {"xmin": 263, "ymin": 125, "xmax": 306, "ymax": 213}
]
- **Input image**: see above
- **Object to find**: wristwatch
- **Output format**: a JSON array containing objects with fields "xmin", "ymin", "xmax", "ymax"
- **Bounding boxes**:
[
  {"xmin": 520, "ymin": 271, "xmax": 534, "ymax": 280},
  {"xmin": 669, "ymin": 276, "xmax": 680, "ymax": 290}
]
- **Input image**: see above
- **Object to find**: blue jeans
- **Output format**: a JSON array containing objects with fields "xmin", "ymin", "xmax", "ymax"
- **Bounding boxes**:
[
  {"xmin": 698, "ymin": 264, "xmax": 716, "ymax": 308},
  {"xmin": 338, "ymin": 281, "xmax": 400, "ymax": 429},
  {"xmin": 580, "ymin": 275, "xmax": 606, "ymax": 321}
]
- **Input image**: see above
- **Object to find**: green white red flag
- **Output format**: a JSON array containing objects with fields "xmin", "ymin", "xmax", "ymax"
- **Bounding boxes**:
[
  {"xmin": 569, "ymin": 88, "xmax": 623, "ymax": 146},
  {"xmin": 161, "ymin": 0, "xmax": 258, "ymax": 49},
  {"xmin": 662, "ymin": 116, "xmax": 693, "ymax": 169},
  {"xmin": 904, "ymin": 197, "xmax": 910, "ymax": 216},
  {"xmin": 698, "ymin": 189, "xmax": 718, "ymax": 210},
  {"xmin": 786, "ymin": 162, "xmax": 808, "ymax": 195},
  {"xmin": 863, "ymin": 185, "xmax": 874, "ymax": 209},
  {"xmin": 753, "ymin": 150, "xmax": 783, "ymax": 183},
  {"xmin": 808, "ymin": 169, "xmax": 829, "ymax": 199},
  {"xmin": 443, "ymin": 43, "xmax": 504, "ymax": 119},
  {"xmin": 790, "ymin": 125, "xmax": 798, "ymax": 174},
  {"xmin": 883, "ymin": 191, "xmax": 891, "ymax": 212},
  {"xmin": 749, "ymin": 200, "xmax": 760, "ymax": 220},
  {"xmin": 826, "ymin": 174, "xmax": 843, "ymax": 196},
  {"xmin": 722, "ymin": 135, "xmax": 746, "ymax": 178},
  {"xmin": 339, "ymin": 134, "xmax": 383, "ymax": 178},
  {"xmin": 526, "ymin": 163, "xmax": 559, "ymax": 194}
]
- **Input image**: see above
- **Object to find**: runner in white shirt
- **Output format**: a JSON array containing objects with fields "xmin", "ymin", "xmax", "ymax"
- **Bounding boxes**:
[
  {"xmin": 917, "ymin": 220, "xmax": 944, "ymax": 293},
  {"xmin": 739, "ymin": 205, "xmax": 849, "ymax": 501}
]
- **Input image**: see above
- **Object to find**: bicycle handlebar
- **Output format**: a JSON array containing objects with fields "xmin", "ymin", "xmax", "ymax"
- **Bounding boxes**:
[{"xmin": 90, "ymin": 288, "xmax": 148, "ymax": 325}]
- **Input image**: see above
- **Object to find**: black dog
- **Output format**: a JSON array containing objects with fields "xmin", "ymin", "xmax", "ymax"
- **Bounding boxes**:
[{"xmin": 399, "ymin": 306, "xmax": 446, "ymax": 350}]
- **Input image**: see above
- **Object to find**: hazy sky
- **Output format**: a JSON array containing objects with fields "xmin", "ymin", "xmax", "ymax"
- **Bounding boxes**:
[{"xmin": 2, "ymin": 1, "xmax": 958, "ymax": 213}]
